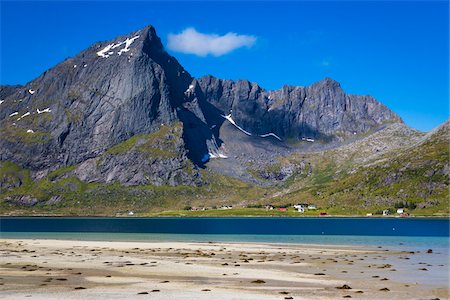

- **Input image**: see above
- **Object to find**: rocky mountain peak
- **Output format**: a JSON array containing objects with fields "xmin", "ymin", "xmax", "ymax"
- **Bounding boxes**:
[
  {"xmin": 312, "ymin": 77, "xmax": 341, "ymax": 90},
  {"xmin": 91, "ymin": 25, "xmax": 159, "ymax": 58},
  {"xmin": 318, "ymin": 76, "xmax": 340, "ymax": 85},
  {"xmin": 0, "ymin": 25, "xmax": 193, "ymax": 169},
  {"xmin": 141, "ymin": 25, "xmax": 164, "ymax": 52},
  {"xmin": 0, "ymin": 25, "xmax": 405, "ymax": 186}
]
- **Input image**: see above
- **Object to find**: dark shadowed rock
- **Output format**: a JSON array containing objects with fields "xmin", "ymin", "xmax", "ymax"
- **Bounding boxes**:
[
  {"xmin": 0, "ymin": 24, "xmax": 404, "ymax": 189},
  {"xmin": 0, "ymin": 85, "xmax": 22, "ymax": 99},
  {"xmin": 196, "ymin": 75, "xmax": 401, "ymax": 141}
]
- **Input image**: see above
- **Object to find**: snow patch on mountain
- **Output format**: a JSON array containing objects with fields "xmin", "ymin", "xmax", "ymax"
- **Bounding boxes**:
[
  {"xmin": 96, "ymin": 44, "xmax": 114, "ymax": 58},
  {"xmin": 185, "ymin": 84, "xmax": 195, "ymax": 94},
  {"xmin": 97, "ymin": 35, "xmax": 140, "ymax": 58},
  {"xmin": 37, "ymin": 108, "xmax": 51, "ymax": 114},
  {"xmin": 222, "ymin": 114, "xmax": 252, "ymax": 136},
  {"xmin": 17, "ymin": 112, "xmax": 30, "ymax": 121},
  {"xmin": 208, "ymin": 152, "xmax": 228, "ymax": 159},
  {"xmin": 222, "ymin": 114, "xmax": 281, "ymax": 141},
  {"xmin": 259, "ymin": 133, "xmax": 282, "ymax": 141},
  {"xmin": 118, "ymin": 36, "xmax": 140, "ymax": 55}
]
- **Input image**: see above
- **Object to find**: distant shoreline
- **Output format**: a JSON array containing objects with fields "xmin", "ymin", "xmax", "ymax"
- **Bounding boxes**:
[{"xmin": 1, "ymin": 214, "xmax": 448, "ymax": 219}]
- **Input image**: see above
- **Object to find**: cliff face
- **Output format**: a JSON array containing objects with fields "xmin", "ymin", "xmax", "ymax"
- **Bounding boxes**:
[
  {"xmin": 196, "ymin": 75, "xmax": 401, "ymax": 140},
  {"xmin": 0, "ymin": 25, "xmax": 402, "ymax": 186},
  {"xmin": 0, "ymin": 26, "xmax": 191, "ymax": 170}
]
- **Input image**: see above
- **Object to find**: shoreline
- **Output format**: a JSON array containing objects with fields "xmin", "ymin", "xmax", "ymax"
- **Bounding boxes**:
[
  {"xmin": 1, "ymin": 215, "xmax": 448, "ymax": 218},
  {"xmin": 1, "ymin": 238, "xmax": 448, "ymax": 299}
]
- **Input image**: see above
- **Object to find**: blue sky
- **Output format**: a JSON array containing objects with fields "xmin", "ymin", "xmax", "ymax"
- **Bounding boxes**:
[{"xmin": 1, "ymin": 1, "xmax": 448, "ymax": 131}]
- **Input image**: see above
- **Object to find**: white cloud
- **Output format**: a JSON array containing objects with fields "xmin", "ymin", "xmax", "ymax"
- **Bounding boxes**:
[{"xmin": 167, "ymin": 28, "xmax": 256, "ymax": 57}]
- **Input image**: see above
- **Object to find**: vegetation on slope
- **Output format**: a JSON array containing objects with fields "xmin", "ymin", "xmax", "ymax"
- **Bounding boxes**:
[
  {"xmin": 265, "ymin": 122, "xmax": 449, "ymax": 216},
  {"xmin": 0, "ymin": 122, "xmax": 448, "ymax": 217},
  {"xmin": 0, "ymin": 162, "xmax": 268, "ymax": 216}
]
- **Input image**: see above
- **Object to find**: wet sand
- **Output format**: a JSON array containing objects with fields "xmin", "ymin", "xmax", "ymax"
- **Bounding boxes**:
[{"xmin": 0, "ymin": 239, "xmax": 448, "ymax": 299}]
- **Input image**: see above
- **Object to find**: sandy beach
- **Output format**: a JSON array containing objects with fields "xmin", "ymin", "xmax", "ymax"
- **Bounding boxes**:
[{"xmin": 0, "ymin": 238, "xmax": 448, "ymax": 299}]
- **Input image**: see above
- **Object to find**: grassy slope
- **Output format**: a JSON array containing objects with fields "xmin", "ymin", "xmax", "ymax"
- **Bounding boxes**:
[
  {"xmin": 0, "ymin": 164, "xmax": 268, "ymax": 216},
  {"xmin": 265, "ymin": 122, "xmax": 449, "ymax": 216},
  {"xmin": 0, "ymin": 123, "xmax": 448, "ymax": 216},
  {"xmin": 0, "ymin": 123, "xmax": 268, "ymax": 215}
]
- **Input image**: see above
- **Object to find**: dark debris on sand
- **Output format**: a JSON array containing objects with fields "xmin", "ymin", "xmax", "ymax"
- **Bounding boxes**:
[
  {"xmin": 336, "ymin": 284, "xmax": 352, "ymax": 290},
  {"xmin": 251, "ymin": 279, "xmax": 266, "ymax": 284}
]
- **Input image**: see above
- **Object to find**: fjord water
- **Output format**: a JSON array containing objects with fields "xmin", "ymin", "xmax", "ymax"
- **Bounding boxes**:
[
  {"xmin": 1, "ymin": 217, "xmax": 448, "ymax": 252},
  {"xmin": 1, "ymin": 217, "xmax": 448, "ymax": 236}
]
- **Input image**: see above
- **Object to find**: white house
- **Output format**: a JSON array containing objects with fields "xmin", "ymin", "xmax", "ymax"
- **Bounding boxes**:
[
  {"xmin": 382, "ymin": 210, "xmax": 389, "ymax": 216},
  {"xmin": 396, "ymin": 208, "xmax": 405, "ymax": 214},
  {"xmin": 293, "ymin": 204, "xmax": 305, "ymax": 213},
  {"xmin": 308, "ymin": 204, "xmax": 317, "ymax": 210},
  {"xmin": 220, "ymin": 205, "xmax": 233, "ymax": 210}
]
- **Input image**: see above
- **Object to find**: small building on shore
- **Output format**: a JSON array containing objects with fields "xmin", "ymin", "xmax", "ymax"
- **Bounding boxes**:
[
  {"xmin": 219, "ymin": 205, "xmax": 233, "ymax": 210},
  {"xmin": 294, "ymin": 204, "xmax": 305, "ymax": 213}
]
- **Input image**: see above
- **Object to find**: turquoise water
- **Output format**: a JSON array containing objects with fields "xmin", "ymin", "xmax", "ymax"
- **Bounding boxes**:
[
  {"xmin": 1, "ymin": 217, "xmax": 448, "ymax": 288},
  {"xmin": 1, "ymin": 217, "xmax": 448, "ymax": 254},
  {"xmin": 0, "ymin": 231, "xmax": 447, "ymax": 251},
  {"xmin": 2, "ymin": 231, "xmax": 448, "ymax": 287}
]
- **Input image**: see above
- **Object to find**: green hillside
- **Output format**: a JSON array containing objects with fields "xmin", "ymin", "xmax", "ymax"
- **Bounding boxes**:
[{"xmin": 1, "ymin": 122, "xmax": 448, "ymax": 217}]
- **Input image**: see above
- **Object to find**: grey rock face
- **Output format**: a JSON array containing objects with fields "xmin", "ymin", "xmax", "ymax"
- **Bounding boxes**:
[
  {"xmin": 257, "ymin": 162, "xmax": 305, "ymax": 181},
  {"xmin": 0, "ymin": 85, "xmax": 22, "ymax": 100},
  {"xmin": 71, "ymin": 152, "xmax": 198, "ymax": 187},
  {"xmin": 5, "ymin": 195, "xmax": 38, "ymax": 206},
  {"xmin": 0, "ymin": 26, "xmax": 192, "ymax": 171},
  {"xmin": 66, "ymin": 124, "xmax": 202, "ymax": 186},
  {"xmin": 196, "ymin": 75, "xmax": 402, "ymax": 141},
  {"xmin": 45, "ymin": 195, "xmax": 62, "ymax": 205},
  {"xmin": 0, "ymin": 174, "xmax": 22, "ymax": 192},
  {"xmin": 0, "ymin": 25, "xmax": 403, "ymax": 186}
]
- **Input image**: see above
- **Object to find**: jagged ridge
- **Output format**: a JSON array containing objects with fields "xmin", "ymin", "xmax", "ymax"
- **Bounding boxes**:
[{"xmin": 0, "ymin": 25, "xmax": 404, "ymax": 187}]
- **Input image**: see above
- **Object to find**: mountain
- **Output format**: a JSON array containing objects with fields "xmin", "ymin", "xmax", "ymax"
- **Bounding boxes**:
[
  {"xmin": 0, "ymin": 25, "xmax": 447, "ymax": 215},
  {"xmin": 197, "ymin": 75, "xmax": 400, "ymax": 139},
  {"xmin": 0, "ymin": 26, "xmax": 200, "ymax": 186}
]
